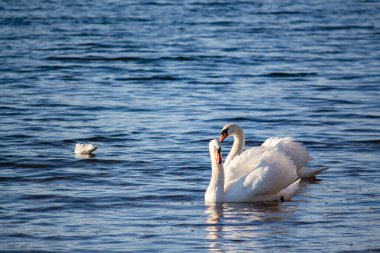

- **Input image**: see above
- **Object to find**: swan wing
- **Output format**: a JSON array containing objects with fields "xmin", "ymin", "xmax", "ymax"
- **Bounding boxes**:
[
  {"xmin": 262, "ymin": 137, "xmax": 312, "ymax": 170},
  {"xmin": 247, "ymin": 178, "xmax": 301, "ymax": 202},
  {"xmin": 223, "ymin": 150, "xmax": 298, "ymax": 202},
  {"xmin": 224, "ymin": 146, "xmax": 266, "ymax": 183},
  {"xmin": 243, "ymin": 150, "xmax": 298, "ymax": 196}
]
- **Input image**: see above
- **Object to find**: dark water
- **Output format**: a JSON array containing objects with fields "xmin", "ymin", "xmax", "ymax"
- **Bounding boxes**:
[{"xmin": 1, "ymin": 0, "xmax": 380, "ymax": 252}]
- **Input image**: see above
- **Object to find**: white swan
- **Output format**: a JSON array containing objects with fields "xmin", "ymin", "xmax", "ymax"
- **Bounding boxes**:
[
  {"xmin": 219, "ymin": 124, "xmax": 327, "ymax": 178},
  {"xmin": 205, "ymin": 139, "xmax": 301, "ymax": 203},
  {"xmin": 74, "ymin": 143, "xmax": 97, "ymax": 154}
]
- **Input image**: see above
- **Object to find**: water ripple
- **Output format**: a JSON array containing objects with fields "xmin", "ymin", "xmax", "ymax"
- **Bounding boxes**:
[{"xmin": 1, "ymin": 0, "xmax": 380, "ymax": 252}]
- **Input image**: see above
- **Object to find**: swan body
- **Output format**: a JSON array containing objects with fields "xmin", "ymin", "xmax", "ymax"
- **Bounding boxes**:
[
  {"xmin": 205, "ymin": 139, "xmax": 300, "ymax": 203},
  {"xmin": 220, "ymin": 124, "xmax": 326, "ymax": 178},
  {"xmin": 74, "ymin": 143, "xmax": 97, "ymax": 154}
]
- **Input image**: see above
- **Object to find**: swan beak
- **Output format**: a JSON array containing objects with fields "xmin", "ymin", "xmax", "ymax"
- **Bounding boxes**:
[
  {"xmin": 219, "ymin": 132, "xmax": 228, "ymax": 142},
  {"xmin": 216, "ymin": 151, "xmax": 222, "ymax": 164}
]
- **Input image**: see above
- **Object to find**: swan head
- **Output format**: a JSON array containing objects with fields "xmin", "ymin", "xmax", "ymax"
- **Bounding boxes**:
[
  {"xmin": 209, "ymin": 139, "xmax": 222, "ymax": 164},
  {"xmin": 219, "ymin": 123, "xmax": 242, "ymax": 142}
]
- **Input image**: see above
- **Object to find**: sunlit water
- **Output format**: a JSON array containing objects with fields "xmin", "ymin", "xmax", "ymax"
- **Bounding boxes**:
[{"xmin": 1, "ymin": 0, "xmax": 380, "ymax": 252}]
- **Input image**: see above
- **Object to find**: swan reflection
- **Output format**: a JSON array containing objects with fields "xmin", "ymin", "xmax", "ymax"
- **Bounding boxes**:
[
  {"xmin": 205, "ymin": 202, "xmax": 294, "ymax": 252},
  {"xmin": 74, "ymin": 153, "xmax": 96, "ymax": 159}
]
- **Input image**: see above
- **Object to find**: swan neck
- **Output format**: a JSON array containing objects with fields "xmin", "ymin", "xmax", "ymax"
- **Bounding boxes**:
[
  {"xmin": 225, "ymin": 128, "xmax": 245, "ymax": 166},
  {"xmin": 206, "ymin": 159, "xmax": 225, "ymax": 202},
  {"xmin": 233, "ymin": 129, "xmax": 245, "ymax": 152}
]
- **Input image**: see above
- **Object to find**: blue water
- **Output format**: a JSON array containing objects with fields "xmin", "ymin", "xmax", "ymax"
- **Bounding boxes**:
[{"xmin": 1, "ymin": 0, "xmax": 380, "ymax": 252}]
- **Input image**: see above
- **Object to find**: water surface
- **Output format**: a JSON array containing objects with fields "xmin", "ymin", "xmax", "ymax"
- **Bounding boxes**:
[{"xmin": 1, "ymin": 0, "xmax": 380, "ymax": 252}]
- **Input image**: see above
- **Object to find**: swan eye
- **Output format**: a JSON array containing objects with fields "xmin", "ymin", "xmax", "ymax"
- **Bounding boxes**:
[{"xmin": 221, "ymin": 128, "xmax": 229, "ymax": 136}]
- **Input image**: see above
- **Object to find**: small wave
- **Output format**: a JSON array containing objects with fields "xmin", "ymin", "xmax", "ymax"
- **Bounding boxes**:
[
  {"xmin": 350, "ymin": 139, "xmax": 380, "ymax": 144},
  {"xmin": 115, "ymin": 75, "xmax": 179, "ymax": 81},
  {"xmin": 339, "ymin": 248, "xmax": 380, "ymax": 253},
  {"xmin": 16, "ymin": 163, "xmax": 51, "ymax": 169},
  {"xmin": 21, "ymin": 206, "xmax": 64, "ymax": 212},
  {"xmin": 3, "ymin": 133, "xmax": 34, "ymax": 140},
  {"xmin": 63, "ymin": 135, "xmax": 129, "ymax": 143},
  {"xmin": 45, "ymin": 55, "xmax": 197, "ymax": 63},
  {"xmin": 313, "ymin": 25, "xmax": 375, "ymax": 31},
  {"xmin": 45, "ymin": 55, "xmax": 144, "ymax": 62},
  {"xmin": 0, "ymin": 176, "xmax": 23, "ymax": 182},
  {"xmin": 223, "ymin": 116, "xmax": 253, "ymax": 122},
  {"xmin": 34, "ymin": 174, "xmax": 89, "ymax": 183},
  {"xmin": 262, "ymin": 72, "xmax": 318, "ymax": 78},
  {"xmin": 22, "ymin": 194, "xmax": 60, "ymax": 200},
  {"xmin": 77, "ymin": 42, "xmax": 115, "ymax": 48},
  {"xmin": 262, "ymin": 11, "xmax": 304, "ymax": 15}
]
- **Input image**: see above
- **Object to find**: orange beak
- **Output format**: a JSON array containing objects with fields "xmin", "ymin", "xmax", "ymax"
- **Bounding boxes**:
[
  {"xmin": 219, "ymin": 132, "xmax": 228, "ymax": 142},
  {"xmin": 216, "ymin": 151, "xmax": 222, "ymax": 164}
]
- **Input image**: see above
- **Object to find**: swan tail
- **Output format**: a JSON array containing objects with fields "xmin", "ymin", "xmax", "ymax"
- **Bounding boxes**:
[{"xmin": 298, "ymin": 167, "xmax": 328, "ymax": 178}]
